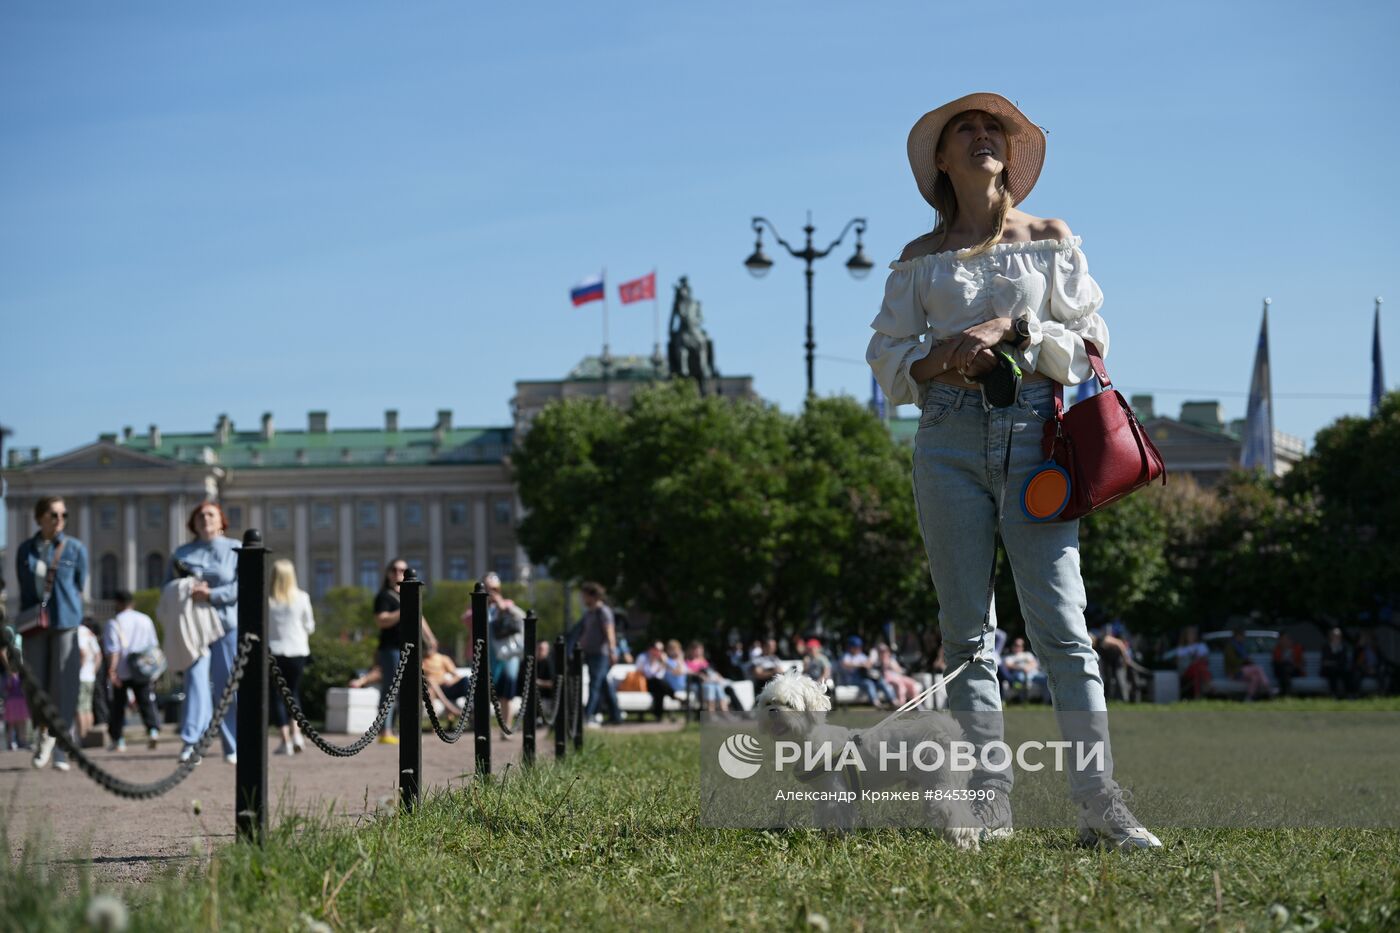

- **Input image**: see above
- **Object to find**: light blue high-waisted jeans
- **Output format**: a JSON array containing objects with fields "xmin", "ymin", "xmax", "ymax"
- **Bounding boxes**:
[{"xmin": 913, "ymin": 379, "xmax": 1114, "ymax": 802}]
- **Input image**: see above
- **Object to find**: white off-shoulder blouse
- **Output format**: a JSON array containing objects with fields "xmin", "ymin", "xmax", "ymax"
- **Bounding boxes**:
[{"xmin": 866, "ymin": 236, "xmax": 1109, "ymax": 407}]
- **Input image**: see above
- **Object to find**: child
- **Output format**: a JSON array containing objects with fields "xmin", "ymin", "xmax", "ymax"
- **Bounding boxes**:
[{"xmin": 4, "ymin": 657, "xmax": 30, "ymax": 750}]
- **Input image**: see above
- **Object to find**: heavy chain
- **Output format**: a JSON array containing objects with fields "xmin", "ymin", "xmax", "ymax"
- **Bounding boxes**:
[
  {"xmin": 0, "ymin": 624, "xmax": 255, "ymax": 800},
  {"xmin": 510, "ymin": 653, "xmax": 537, "ymax": 732},
  {"xmin": 420, "ymin": 641, "xmax": 480, "ymax": 744},
  {"xmin": 267, "ymin": 643, "xmax": 415, "ymax": 757}
]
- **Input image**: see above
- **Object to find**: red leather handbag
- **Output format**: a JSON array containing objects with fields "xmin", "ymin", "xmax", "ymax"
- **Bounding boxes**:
[{"xmin": 1036, "ymin": 342, "xmax": 1166, "ymax": 521}]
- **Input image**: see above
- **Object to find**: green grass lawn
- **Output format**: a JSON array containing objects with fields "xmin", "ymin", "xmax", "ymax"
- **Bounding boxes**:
[{"xmin": 6, "ymin": 717, "xmax": 1400, "ymax": 931}]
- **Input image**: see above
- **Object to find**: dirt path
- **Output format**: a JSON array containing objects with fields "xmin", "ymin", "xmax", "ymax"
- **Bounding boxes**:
[{"xmin": 3, "ymin": 721, "xmax": 682, "ymax": 886}]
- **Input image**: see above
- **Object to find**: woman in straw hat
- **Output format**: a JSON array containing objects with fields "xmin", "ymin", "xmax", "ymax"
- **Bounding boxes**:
[{"xmin": 867, "ymin": 93, "xmax": 1159, "ymax": 850}]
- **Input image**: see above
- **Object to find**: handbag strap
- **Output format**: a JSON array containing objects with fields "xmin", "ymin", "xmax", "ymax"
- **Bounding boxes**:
[{"xmin": 37, "ymin": 536, "xmax": 68, "ymax": 607}]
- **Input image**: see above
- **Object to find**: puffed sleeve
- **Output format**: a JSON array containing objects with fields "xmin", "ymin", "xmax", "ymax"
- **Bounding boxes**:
[
  {"xmin": 866, "ymin": 264, "xmax": 929, "ymax": 407},
  {"xmin": 1021, "ymin": 242, "xmax": 1110, "ymax": 386}
]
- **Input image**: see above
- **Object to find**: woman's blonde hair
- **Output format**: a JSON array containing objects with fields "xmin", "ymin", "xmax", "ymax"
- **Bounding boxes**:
[
  {"xmin": 270, "ymin": 559, "xmax": 302, "ymax": 604},
  {"xmin": 924, "ymin": 111, "xmax": 1014, "ymax": 258}
]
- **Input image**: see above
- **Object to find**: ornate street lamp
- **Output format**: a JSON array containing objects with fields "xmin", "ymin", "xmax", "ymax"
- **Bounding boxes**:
[{"xmin": 744, "ymin": 213, "xmax": 871, "ymax": 397}]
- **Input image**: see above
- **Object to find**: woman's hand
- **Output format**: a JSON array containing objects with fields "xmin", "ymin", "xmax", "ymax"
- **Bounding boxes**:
[
  {"xmin": 191, "ymin": 580, "xmax": 212, "ymax": 603},
  {"xmin": 960, "ymin": 347, "xmax": 1000, "ymax": 379},
  {"xmin": 948, "ymin": 318, "xmax": 1016, "ymax": 372}
]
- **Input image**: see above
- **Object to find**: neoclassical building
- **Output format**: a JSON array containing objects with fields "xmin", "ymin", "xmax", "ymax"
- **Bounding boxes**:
[
  {"xmin": 4, "ymin": 409, "xmax": 519, "ymax": 604},
  {"xmin": 4, "ymin": 357, "xmax": 756, "ymax": 611}
]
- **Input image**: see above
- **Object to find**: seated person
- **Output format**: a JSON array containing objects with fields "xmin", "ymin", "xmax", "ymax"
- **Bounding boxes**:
[
  {"xmin": 802, "ymin": 638, "xmax": 832, "ymax": 686},
  {"xmin": 422, "ymin": 644, "xmax": 470, "ymax": 715},
  {"xmin": 839, "ymin": 636, "xmax": 895, "ymax": 708},
  {"xmin": 685, "ymin": 642, "xmax": 733, "ymax": 714},
  {"xmin": 1272, "ymin": 633, "xmax": 1304, "ymax": 697},
  {"xmin": 1223, "ymin": 628, "xmax": 1269, "ymax": 701},
  {"xmin": 1000, "ymin": 637, "xmax": 1048, "ymax": 701},
  {"xmin": 1320, "ymin": 627, "xmax": 1354, "ymax": 699},
  {"xmin": 872, "ymin": 643, "xmax": 921, "ymax": 706},
  {"xmin": 1170, "ymin": 626, "xmax": 1211, "ymax": 699},
  {"xmin": 637, "ymin": 641, "xmax": 679, "ymax": 722},
  {"xmin": 535, "ymin": 639, "xmax": 555, "ymax": 705},
  {"xmin": 750, "ymin": 638, "xmax": 784, "ymax": 688}
]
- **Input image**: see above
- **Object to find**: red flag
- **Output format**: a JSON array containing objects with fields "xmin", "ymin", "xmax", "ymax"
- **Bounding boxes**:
[{"xmin": 618, "ymin": 272, "xmax": 656, "ymax": 304}]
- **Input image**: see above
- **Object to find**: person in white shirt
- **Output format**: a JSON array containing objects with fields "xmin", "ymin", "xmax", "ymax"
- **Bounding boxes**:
[
  {"xmin": 76, "ymin": 619, "xmax": 101, "ymax": 741},
  {"xmin": 865, "ymin": 93, "xmax": 1159, "ymax": 850},
  {"xmin": 102, "ymin": 590, "xmax": 162, "ymax": 751},
  {"xmin": 267, "ymin": 559, "xmax": 315, "ymax": 756}
]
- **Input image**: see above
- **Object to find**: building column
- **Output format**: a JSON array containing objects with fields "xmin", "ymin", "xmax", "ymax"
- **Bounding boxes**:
[
  {"xmin": 78, "ymin": 500, "xmax": 93, "ymax": 599},
  {"xmin": 339, "ymin": 500, "xmax": 354, "ymax": 587},
  {"xmin": 384, "ymin": 500, "xmax": 398, "ymax": 565},
  {"xmin": 472, "ymin": 499, "xmax": 488, "ymax": 580},
  {"xmin": 168, "ymin": 494, "xmax": 186, "ymax": 556},
  {"xmin": 428, "ymin": 499, "xmax": 443, "ymax": 585},
  {"xmin": 123, "ymin": 500, "xmax": 138, "ymax": 591},
  {"xmin": 294, "ymin": 502, "xmax": 309, "ymax": 581}
]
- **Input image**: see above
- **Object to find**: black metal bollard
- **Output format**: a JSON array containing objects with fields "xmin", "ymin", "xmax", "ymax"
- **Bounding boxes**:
[
  {"xmin": 235, "ymin": 529, "xmax": 268, "ymax": 844},
  {"xmin": 553, "ymin": 634, "xmax": 567, "ymax": 761},
  {"xmin": 399, "ymin": 569, "xmax": 424, "ymax": 811},
  {"xmin": 522, "ymin": 611, "xmax": 537, "ymax": 768},
  {"xmin": 471, "ymin": 581, "xmax": 490, "ymax": 775},
  {"xmin": 572, "ymin": 643, "xmax": 584, "ymax": 751}
]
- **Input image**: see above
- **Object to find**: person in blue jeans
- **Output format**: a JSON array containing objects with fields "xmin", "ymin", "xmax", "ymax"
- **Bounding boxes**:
[
  {"xmin": 15, "ymin": 495, "xmax": 89, "ymax": 772},
  {"xmin": 170, "ymin": 502, "xmax": 239, "ymax": 765},
  {"xmin": 577, "ymin": 582, "xmax": 621, "ymax": 725},
  {"xmin": 867, "ymin": 92, "xmax": 1159, "ymax": 849}
]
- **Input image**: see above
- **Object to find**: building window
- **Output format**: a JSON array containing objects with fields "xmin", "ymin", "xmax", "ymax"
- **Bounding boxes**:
[
  {"xmin": 100, "ymin": 553, "xmax": 119, "ymax": 598},
  {"xmin": 270, "ymin": 506, "xmax": 290, "ymax": 531},
  {"xmin": 313, "ymin": 503, "xmax": 334, "ymax": 530},
  {"xmin": 144, "ymin": 502, "xmax": 163, "ymax": 530},
  {"xmin": 145, "ymin": 552, "xmax": 165, "ymax": 589},
  {"xmin": 492, "ymin": 555, "xmax": 514, "ymax": 583},
  {"xmin": 403, "ymin": 500, "xmax": 424, "ymax": 527},
  {"xmin": 447, "ymin": 556, "xmax": 469, "ymax": 581},
  {"xmin": 225, "ymin": 506, "xmax": 243, "ymax": 531},
  {"xmin": 99, "ymin": 505, "xmax": 117, "ymax": 531},
  {"xmin": 494, "ymin": 500, "xmax": 512, "ymax": 525},
  {"xmin": 359, "ymin": 558, "xmax": 380, "ymax": 591},
  {"xmin": 448, "ymin": 501, "xmax": 467, "ymax": 526},
  {"xmin": 358, "ymin": 501, "xmax": 379, "ymax": 529},
  {"xmin": 313, "ymin": 560, "xmax": 336, "ymax": 600}
]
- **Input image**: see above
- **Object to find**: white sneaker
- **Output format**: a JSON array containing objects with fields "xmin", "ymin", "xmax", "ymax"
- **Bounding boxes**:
[
  {"xmin": 970, "ymin": 792, "xmax": 1014, "ymax": 842},
  {"xmin": 224, "ymin": 753, "xmax": 237, "ymax": 765},
  {"xmin": 1077, "ymin": 788, "xmax": 1162, "ymax": 851},
  {"xmin": 275, "ymin": 741, "xmax": 294, "ymax": 757},
  {"xmin": 109, "ymin": 738, "xmax": 127, "ymax": 752},
  {"xmin": 179, "ymin": 744, "xmax": 199, "ymax": 764},
  {"xmin": 147, "ymin": 729, "xmax": 160, "ymax": 750},
  {"xmin": 52, "ymin": 757, "xmax": 71, "ymax": 772},
  {"xmin": 32, "ymin": 734, "xmax": 56, "ymax": 769}
]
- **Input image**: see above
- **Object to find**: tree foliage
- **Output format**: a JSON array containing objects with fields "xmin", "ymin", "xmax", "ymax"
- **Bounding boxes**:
[{"xmin": 513, "ymin": 382, "xmax": 936, "ymax": 644}]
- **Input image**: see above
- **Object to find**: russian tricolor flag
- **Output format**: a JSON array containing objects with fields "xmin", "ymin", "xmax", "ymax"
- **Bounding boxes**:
[{"xmin": 570, "ymin": 274, "xmax": 605, "ymax": 307}]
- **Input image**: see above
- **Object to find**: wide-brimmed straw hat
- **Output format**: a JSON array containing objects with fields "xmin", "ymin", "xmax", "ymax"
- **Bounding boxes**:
[{"xmin": 907, "ymin": 92, "xmax": 1046, "ymax": 208}]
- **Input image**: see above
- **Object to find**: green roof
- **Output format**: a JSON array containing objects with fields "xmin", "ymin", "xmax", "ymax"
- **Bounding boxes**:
[{"xmin": 118, "ymin": 425, "xmax": 512, "ymax": 469}]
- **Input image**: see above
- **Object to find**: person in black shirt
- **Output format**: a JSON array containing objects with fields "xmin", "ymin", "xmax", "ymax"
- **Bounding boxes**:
[{"xmin": 373, "ymin": 559, "xmax": 439, "ymax": 745}]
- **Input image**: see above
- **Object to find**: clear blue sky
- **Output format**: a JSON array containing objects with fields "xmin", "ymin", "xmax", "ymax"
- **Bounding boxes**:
[{"xmin": 3, "ymin": 2, "xmax": 1397, "ymax": 514}]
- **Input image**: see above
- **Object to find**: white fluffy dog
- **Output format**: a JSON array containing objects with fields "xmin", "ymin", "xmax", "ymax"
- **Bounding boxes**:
[{"xmin": 755, "ymin": 670, "xmax": 982, "ymax": 849}]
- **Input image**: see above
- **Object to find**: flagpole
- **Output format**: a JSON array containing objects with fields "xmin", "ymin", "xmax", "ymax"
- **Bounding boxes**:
[
  {"xmin": 601, "ymin": 267, "xmax": 611, "ymax": 389},
  {"xmin": 1373, "ymin": 296, "xmax": 1385, "ymax": 417},
  {"xmin": 652, "ymin": 267, "xmax": 662, "ymax": 373}
]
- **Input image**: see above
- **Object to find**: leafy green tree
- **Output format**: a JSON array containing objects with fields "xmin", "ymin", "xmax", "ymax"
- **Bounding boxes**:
[
  {"xmin": 1077, "ymin": 486, "xmax": 1170, "ymax": 628},
  {"xmin": 514, "ymin": 383, "xmax": 937, "ymax": 646},
  {"xmin": 1280, "ymin": 390, "xmax": 1400, "ymax": 627}
]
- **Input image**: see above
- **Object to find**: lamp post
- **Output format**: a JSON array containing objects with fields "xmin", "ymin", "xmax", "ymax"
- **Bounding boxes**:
[{"xmin": 744, "ymin": 213, "xmax": 873, "ymax": 398}]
